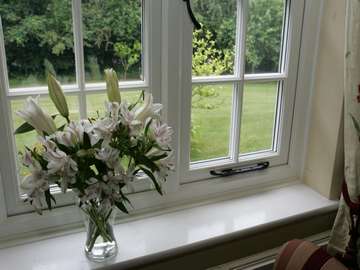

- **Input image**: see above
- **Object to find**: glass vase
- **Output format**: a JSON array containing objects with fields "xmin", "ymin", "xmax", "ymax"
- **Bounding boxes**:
[{"xmin": 80, "ymin": 201, "xmax": 118, "ymax": 262}]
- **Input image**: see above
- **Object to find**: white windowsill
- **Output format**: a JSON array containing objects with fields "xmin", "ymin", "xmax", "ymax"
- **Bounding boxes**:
[{"xmin": 0, "ymin": 183, "xmax": 338, "ymax": 270}]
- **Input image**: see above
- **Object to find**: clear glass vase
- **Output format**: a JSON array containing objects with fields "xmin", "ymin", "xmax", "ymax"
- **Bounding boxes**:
[{"xmin": 80, "ymin": 201, "xmax": 118, "ymax": 262}]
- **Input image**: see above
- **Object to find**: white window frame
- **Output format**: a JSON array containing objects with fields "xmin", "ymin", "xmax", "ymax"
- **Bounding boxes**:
[
  {"xmin": 178, "ymin": 0, "xmax": 303, "ymax": 183},
  {"xmin": 0, "ymin": 0, "xmax": 323, "ymax": 240},
  {"xmin": 0, "ymin": 0, "xmax": 162, "ymax": 216}
]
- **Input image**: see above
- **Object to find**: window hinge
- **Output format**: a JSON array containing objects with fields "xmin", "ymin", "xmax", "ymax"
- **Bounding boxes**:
[
  {"xmin": 183, "ymin": 0, "xmax": 201, "ymax": 30},
  {"xmin": 210, "ymin": 162, "xmax": 270, "ymax": 177}
]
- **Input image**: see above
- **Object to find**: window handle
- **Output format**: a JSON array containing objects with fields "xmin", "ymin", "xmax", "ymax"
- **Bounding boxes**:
[
  {"xmin": 210, "ymin": 162, "xmax": 270, "ymax": 177},
  {"xmin": 183, "ymin": 0, "xmax": 201, "ymax": 30}
]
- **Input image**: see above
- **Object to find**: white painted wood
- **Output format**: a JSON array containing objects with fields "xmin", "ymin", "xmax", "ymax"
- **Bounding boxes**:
[
  {"xmin": 180, "ymin": 0, "xmax": 307, "ymax": 183},
  {"xmin": 0, "ymin": 184, "xmax": 337, "ymax": 270},
  {"xmin": 145, "ymin": 0, "xmax": 162, "ymax": 102},
  {"xmin": 72, "ymin": 0, "xmax": 87, "ymax": 119},
  {"xmin": 298, "ymin": 0, "xmax": 325, "ymax": 179},
  {"xmin": 178, "ymin": 0, "xmax": 195, "ymax": 181},
  {"xmin": 230, "ymin": 0, "xmax": 249, "ymax": 163},
  {"xmin": 0, "ymin": 0, "xmax": 324, "ymax": 237},
  {"xmin": 0, "ymin": 17, "xmax": 28, "ymax": 216},
  {"xmin": 0, "ymin": 173, "xmax": 7, "ymax": 223}
]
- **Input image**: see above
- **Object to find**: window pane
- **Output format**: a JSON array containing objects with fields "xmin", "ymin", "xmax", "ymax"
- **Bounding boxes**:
[
  {"xmin": 11, "ymin": 95, "xmax": 79, "ymax": 177},
  {"xmin": 239, "ymin": 82, "xmax": 278, "ymax": 154},
  {"xmin": 0, "ymin": 0, "xmax": 76, "ymax": 88},
  {"xmin": 82, "ymin": 0, "xmax": 143, "ymax": 82},
  {"xmin": 87, "ymin": 91, "xmax": 143, "ymax": 119},
  {"xmin": 192, "ymin": 0, "xmax": 237, "ymax": 77},
  {"xmin": 245, "ymin": 0, "xmax": 285, "ymax": 74},
  {"xmin": 191, "ymin": 84, "xmax": 233, "ymax": 162}
]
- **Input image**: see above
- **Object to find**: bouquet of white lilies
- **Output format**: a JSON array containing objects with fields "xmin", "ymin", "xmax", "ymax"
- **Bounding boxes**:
[{"xmin": 15, "ymin": 69, "xmax": 174, "ymax": 216}]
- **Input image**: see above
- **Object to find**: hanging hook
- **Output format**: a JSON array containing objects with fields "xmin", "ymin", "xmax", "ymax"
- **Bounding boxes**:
[{"xmin": 183, "ymin": 0, "xmax": 201, "ymax": 30}]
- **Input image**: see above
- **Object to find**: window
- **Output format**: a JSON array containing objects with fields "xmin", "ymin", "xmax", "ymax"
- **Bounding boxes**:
[
  {"xmin": 0, "ymin": 0, "xmax": 161, "ymax": 216},
  {"xmin": 177, "ymin": 0, "xmax": 301, "ymax": 182},
  {"xmin": 0, "ymin": 0, "xmax": 318, "ymax": 237}
]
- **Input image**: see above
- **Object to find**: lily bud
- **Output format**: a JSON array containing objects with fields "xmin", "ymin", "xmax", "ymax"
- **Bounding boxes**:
[
  {"xmin": 104, "ymin": 68, "xmax": 121, "ymax": 103},
  {"xmin": 47, "ymin": 74, "xmax": 69, "ymax": 119},
  {"xmin": 17, "ymin": 96, "xmax": 57, "ymax": 135}
]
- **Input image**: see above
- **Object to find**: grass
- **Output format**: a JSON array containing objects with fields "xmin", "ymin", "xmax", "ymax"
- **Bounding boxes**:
[
  {"xmin": 11, "ymin": 83, "xmax": 278, "ymax": 168},
  {"xmin": 191, "ymin": 82, "xmax": 278, "ymax": 162}
]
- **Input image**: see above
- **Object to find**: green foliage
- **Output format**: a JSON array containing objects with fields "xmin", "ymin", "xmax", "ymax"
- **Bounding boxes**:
[
  {"xmin": 82, "ymin": 0, "xmax": 142, "ymax": 79},
  {"xmin": 192, "ymin": 0, "xmax": 284, "ymax": 73},
  {"xmin": 0, "ymin": 0, "xmax": 142, "ymax": 85},
  {"xmin": 114, "ymin": 41, "xmax": 141, "ymax": 79},
  {"xmin": 0, "ymin": 0, "xmax": 74, "ymax": 83},
  {"xmin": 191, "ymin": 29, "xmax": 229, "ymax": 152},
  {"xmin": 1, "ymin": 0, "xmax": 284, "ymax": 85},
  {"xmin": 246, "ymin": 0, "xmax": 284, "ymax": 73}
]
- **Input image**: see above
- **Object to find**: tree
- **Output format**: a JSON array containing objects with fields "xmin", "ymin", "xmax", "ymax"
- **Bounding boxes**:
[
  {"xmin": 192, "ymin": 0, "xmax": 284, "ymax": 73},
  {"xmin": 246, "ymin": 0, "xmax": 284, "ymax": 73},
  {"xmin": 192, "ymin": 28, "xmax": 234, "ymax": 109},
  {"xmin": 82, "ymin": 0, "xmax": 142, "ymax": 79},
  {"xmin": 114, "ymin": 41, "xmax": 141, "ymax": 80},
  {"xmin": 191, "ymin": 28, "xmax": 234, "ymax": 154},
  {"xmin": 0, "ymin": 0, "xmax": 74, "ymax": 83}
]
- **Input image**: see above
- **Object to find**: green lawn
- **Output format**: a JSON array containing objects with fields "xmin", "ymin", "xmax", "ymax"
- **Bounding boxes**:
[
  {"xmin": 191, "ymin": 82, "xmax": 278, "ymax": 161},
  {"xmin": 11, "ymin": 83, "xmax": 278, "ymax": 171}
]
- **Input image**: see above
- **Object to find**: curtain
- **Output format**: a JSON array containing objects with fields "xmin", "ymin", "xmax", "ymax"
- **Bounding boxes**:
[{"xmin": 327, "ymin": 0, "xmax": 360, "ymax": 266}]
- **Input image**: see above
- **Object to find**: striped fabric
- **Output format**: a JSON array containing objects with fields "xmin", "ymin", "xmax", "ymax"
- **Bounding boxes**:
[{"xmin": 274, "ymin": 240, "xmax": 348, "ymax": 270}]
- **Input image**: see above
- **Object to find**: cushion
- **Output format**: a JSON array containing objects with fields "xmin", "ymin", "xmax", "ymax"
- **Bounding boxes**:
[{"xmin": 273, "ymin": 239, "xmax": 348, "ymax": 270}]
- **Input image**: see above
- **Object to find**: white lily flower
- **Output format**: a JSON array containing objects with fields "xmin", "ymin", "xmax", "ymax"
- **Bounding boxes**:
[
  {"xmin": 155, "ymin": 152, "xmax": 175, "ymax": 180},
  {"xmin": 101, "ymin": 171, "xmax": 124, "ymax": 199},
  {"xmin": 95, "ymin": 147, "xmax": 120, "ymax": 169},
  {"xmin": 20, "ymin": 164, "xmax": 49, "ymax": 214},
  {"xmin": 44, "ymin": 148, "xmax": 78, "ymax": 192},
  {"xmin": 93, "ymin": 118, "xmax": 116, "ymax": 145},
  {"xmin": 105, "ymin": 101, "xmax": 121, "ymax": 120},
  {"xmin": 17, "ymin": 96, "xmax": 57, "ymax": 135},
  {"xmin": 120, "ymin": 102, "xmax": 142, "ymax": 135},
  {"xmin": 22, "ymin": 149, "xmax": 39, "ymax": 169},
  {"xmin": 93, "ymin": 102, "xmax": 122, "ymax": 143},
  {"xmin": 134, "ymin": 93, "xmax": 162, "ymax": 123},
  {"xmin": 38, "ymin": 136, "xmax": 57, "ymax": 152},
  {"xmin": 55, "ymin": 120, "xmax": 92, "ymax": 147},
  {"xmin": 82, "ymin": 180, "xmax": 101, "ymax": 202},
  {"xmin": 104, "ymin": 68, "xmax": 121, "ymax": 103},
  {"xmin": 150, "ymin": 120, "xmax": 173, "ymax": 147}
]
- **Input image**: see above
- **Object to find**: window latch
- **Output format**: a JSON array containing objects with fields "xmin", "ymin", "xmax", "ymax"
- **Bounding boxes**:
[
  {"xmin": 183, "ymin": 0, "xmax": 202, "ymax": 30},
  {"xmin": 210, "ymin": 162, "xmax": 270, "ymax": 177}
]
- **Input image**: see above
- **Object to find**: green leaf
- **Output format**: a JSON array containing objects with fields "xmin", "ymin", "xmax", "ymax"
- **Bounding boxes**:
[
  {"xmin": 83, "ymin": 132, "xmax": 91, "ymax": 149},
  {"xmin": 44, "ymin": 189, "xmax": 56, "ymax": 211},
  {"xmin": 115, "ymin": 201, "xmax": 129, "ymax": 214},
  {"xmin": 56, "ymin": 142, "xmax": 69, "ymax": 153},
  {"xmin": 14, "ymin": 122, "xmax": 35, "ymax": 135},
  {"xmin": 141, "ymin": 167, "xmax": 163, "ymax": 195},
  {"xmin": 136, "ymin": 155, "xmax": 159, "ymax": 172},
  {"xmin": 350, "ymin": 114, "xmax": 360, "ymax": 135},
  {"xmin": 119, "ymin": 191, "xmax": 133, "ymax": 208},
  {"xmin": 57, "ymin": 124, "xmax": 66, "ymax": 131},
  {"xmin": 150, "ymin": 153, "xmax": 168, "ymax": 162},
  {"xmin": 144, "ymin": 118, "xmax": 152, "ymax": 136},
  {"xmin": 128, "ymin": 90, "xmax": 145, "ymax": 111}
]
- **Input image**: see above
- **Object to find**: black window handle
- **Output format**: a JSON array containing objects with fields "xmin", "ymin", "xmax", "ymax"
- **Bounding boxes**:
[
  {"xmin": 183, "ymin": 0, "xmax": 201, "ymax": 30},
  {"xmin": 210, "ymin": 162, "xmax": 270, "ymax": 177}
]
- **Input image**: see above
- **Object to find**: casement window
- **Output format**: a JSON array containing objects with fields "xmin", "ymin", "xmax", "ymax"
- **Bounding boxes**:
[
  {"xmin": 177, "ymin": 0, "xmax": 303, "ymax": 182},
  {"xmin": 0, "ymin": 0, "xmax": 317, "ymax": 237},
  {"xmin": 0, "ymin": 0, "xmax": 161, "ymax": 216}
]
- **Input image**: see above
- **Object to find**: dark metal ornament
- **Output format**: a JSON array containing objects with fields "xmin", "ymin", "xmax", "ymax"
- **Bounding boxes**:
[{"xmin": 183, "ymin": 0, "xmax": 201, "ymax": 30}]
